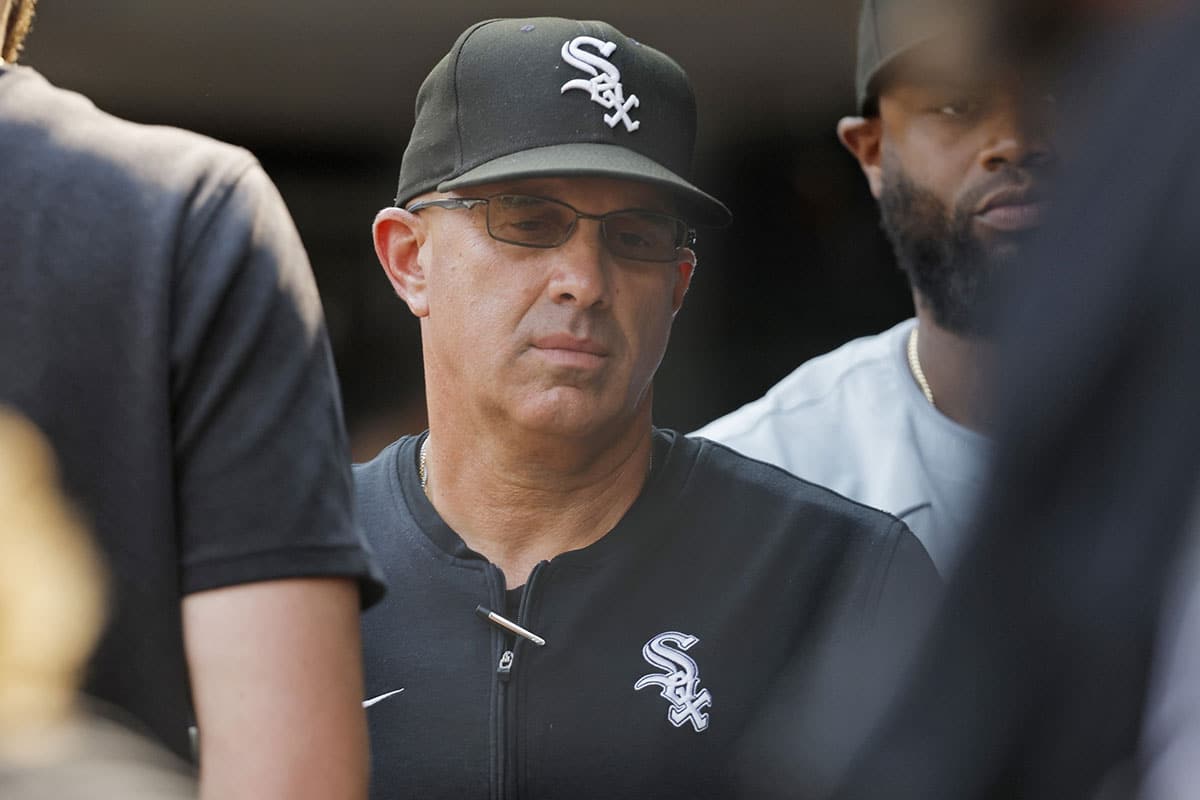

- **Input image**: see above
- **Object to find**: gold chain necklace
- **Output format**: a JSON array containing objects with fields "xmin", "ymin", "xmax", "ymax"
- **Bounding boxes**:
[{"xmin": 906, "ymin": 326, "xmax": 935, "ymax": 407}]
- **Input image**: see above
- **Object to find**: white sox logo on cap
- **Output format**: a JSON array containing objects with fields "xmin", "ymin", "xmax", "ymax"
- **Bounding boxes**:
[{"xmin": 560, "ymin": 36, "xmax": 641, "ymax": 132}]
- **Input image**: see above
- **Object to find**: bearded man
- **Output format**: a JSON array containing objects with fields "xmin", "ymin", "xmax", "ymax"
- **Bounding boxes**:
[{"xmin": 696, "ymin": 0, "xmax": 1057, "ymax": 572}]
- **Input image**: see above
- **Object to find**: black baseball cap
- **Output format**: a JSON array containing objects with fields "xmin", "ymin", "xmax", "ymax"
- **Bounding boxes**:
[
  {"xmin": 395, "ymin": 17, "xmax": 731, "ymax": 228},
  {"xmin": 856, "ymin": 0, "xmax": 960, "ymax": 114}
]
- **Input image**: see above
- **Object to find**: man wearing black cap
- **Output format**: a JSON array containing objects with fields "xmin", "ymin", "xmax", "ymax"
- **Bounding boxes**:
[
  {"xmin": 356, "ymin": 17, "xmax": 937, "ymax": 799},
  {"xmin": 696, "ymin": 0, "xmax": 1057, "ymax": 573}
]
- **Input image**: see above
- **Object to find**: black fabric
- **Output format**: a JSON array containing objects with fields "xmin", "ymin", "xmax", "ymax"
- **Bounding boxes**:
[
  {"xmin": 503, "ymin": 587, "xmax": 525, "ymax": 622},
  {"xmin": 0, "ymin": 66, "xmax": 383, "ymax": 759},
  {"xmin": 356, "ymin": 429, "xmax": 938, "ymax": 799},
  {"xmin": 834, "ymin": 6, "xmax": 1200, "ymax": 799}
]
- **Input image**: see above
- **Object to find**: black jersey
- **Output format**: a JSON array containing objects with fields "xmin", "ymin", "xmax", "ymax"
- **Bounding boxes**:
[{"xmin": 355, "ymin": 429, "xmax": 937, "ymax": 799}]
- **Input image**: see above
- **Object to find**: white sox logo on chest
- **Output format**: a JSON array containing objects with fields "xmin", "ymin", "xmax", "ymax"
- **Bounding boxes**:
[
  {"xmin": 560, "ymin": 36, "xmax": 641, "ymax": 132},
  {"xmin": 634, "ymin": 631, "xmax": 712, "ymax": 733}
]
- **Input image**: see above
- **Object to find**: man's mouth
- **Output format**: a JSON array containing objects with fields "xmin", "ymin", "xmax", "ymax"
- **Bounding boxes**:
[
  {"xmin": 975, "ymin": 188, "xmax": 1047, "ymax": 233},
  {"xmin": 530, "ymin": 334, "xmax": 609, "ymax": 368}
]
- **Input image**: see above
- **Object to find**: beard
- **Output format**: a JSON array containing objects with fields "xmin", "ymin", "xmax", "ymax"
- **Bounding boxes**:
[{"xmin": 878, "ymin": 158, "xmax": 1031, "ymax": 338}]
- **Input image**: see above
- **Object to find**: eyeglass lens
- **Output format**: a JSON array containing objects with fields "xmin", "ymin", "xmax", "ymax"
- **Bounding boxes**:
[{"xmin": 486, "ymin": 195, "xmax": 685, "ymax": 262}]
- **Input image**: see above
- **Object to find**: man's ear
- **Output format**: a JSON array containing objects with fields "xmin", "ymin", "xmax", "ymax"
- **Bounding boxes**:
[
  {"xmin": 373, "ymin": 207, "xmax": 430, "ymax": 318},
  {"xmin": 837, "ymin": 116, "xmax": 885, "ymax": 199},
  {"xmin": 670, "ymin": 248, "xmax": 697, "ymax": 316}
]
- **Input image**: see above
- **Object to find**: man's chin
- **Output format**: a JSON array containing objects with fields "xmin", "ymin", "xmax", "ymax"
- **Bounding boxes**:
[
  {"xmin": 975, "ymin": 225, "xmax": 1036, "ymax": 265},
  {"xmin": 509, "ymin": 389, "xmax": 615, "ymax": 436},
  {"xmin": 929, "ymin": 295, "xmax": 1003, "ymax": 339}
]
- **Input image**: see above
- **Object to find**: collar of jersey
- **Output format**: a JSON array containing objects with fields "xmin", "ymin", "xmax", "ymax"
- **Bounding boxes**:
[{"xmin": 396, "ymin": 428, "xmax": 685, "ymax": 568}]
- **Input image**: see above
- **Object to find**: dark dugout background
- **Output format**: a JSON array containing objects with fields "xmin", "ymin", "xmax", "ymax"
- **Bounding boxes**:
[{"xmin": 26, "ymin": 1, "xmax": 912, "ymax": 459}]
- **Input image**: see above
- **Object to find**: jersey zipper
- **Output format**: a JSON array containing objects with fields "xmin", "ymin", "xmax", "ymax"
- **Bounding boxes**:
[
  {"xmin": 497, "ymin": 649, "xmax": 514, "ymax": 678},
  {"xmin": 492, "ymin": 561, "xmax": 547, "ymax": 800},
  {"xmin": 487, "ymin": 565, "xmax": 508, "ymax": 800}
]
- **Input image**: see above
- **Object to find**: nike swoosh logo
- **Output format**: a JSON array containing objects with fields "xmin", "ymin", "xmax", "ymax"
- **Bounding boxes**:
[{"xmin": 362, "ymin": 688, "xmax": 405, "ymax": 708}]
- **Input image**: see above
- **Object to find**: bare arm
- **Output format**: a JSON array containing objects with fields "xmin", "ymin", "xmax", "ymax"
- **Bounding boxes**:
[{"xmin": 183, "ymin": 577, "xmax": 368, "ymax": 800}]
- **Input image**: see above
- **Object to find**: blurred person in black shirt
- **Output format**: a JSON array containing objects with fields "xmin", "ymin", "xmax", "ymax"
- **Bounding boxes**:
[{"xmin": 2, "ymin": 2, "xmax": 381, "ymax": 797}]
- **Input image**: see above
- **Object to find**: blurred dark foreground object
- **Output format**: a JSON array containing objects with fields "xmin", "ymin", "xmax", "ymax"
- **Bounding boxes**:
[{"xmin": 831, "ymin": 2, "xmax": 1200, "ymax": 799}]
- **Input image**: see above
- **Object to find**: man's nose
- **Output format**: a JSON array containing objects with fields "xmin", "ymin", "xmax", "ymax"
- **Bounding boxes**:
[
  {"xmin": 979, "ymin": 99, "xmax": 1057, "ymax": 173},
  {"xmin": 546, "ymin": 220, "xmax": 612, "ymax": 308}
]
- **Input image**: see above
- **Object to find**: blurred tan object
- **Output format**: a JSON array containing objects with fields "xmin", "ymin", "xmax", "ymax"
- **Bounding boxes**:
[
  {"xmin": 0, "ymin": 0, "xmax": 37, "ymax": 63},
  {"xmin": 1, "ymin": 714, "xmax": 198, "ymax": 799},
  {"xmin": 0, "ymin": 407, "xmax": 106, "ymax": 755}
]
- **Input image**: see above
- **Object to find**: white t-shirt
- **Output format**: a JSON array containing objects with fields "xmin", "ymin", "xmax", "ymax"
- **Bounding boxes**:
[{"xmin": 694, "ymin": 319, "xmax": 990, "ymax": 572}]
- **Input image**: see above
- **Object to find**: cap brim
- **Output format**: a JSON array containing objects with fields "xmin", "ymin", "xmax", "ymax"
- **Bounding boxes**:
[{"xmin": 437, "ymin": 142, "xmax": 731, "ymax": 228}]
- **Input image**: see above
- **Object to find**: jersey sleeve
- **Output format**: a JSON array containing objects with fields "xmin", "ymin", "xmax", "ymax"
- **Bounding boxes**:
[{"xmin": 168, "ymin": 156, "xmax": 383, "ymax": 605}]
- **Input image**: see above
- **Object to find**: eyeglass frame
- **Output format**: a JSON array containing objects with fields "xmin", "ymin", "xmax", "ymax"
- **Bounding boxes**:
[{"xmin": 402, "ymin": 193, "xmax": 697, "ymax": 263}]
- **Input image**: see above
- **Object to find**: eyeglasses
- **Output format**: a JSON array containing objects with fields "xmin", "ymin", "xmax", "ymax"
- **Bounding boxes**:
[{"xmin": 404, "ymin": 194, "xmax": 696, "ymax": 263}]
